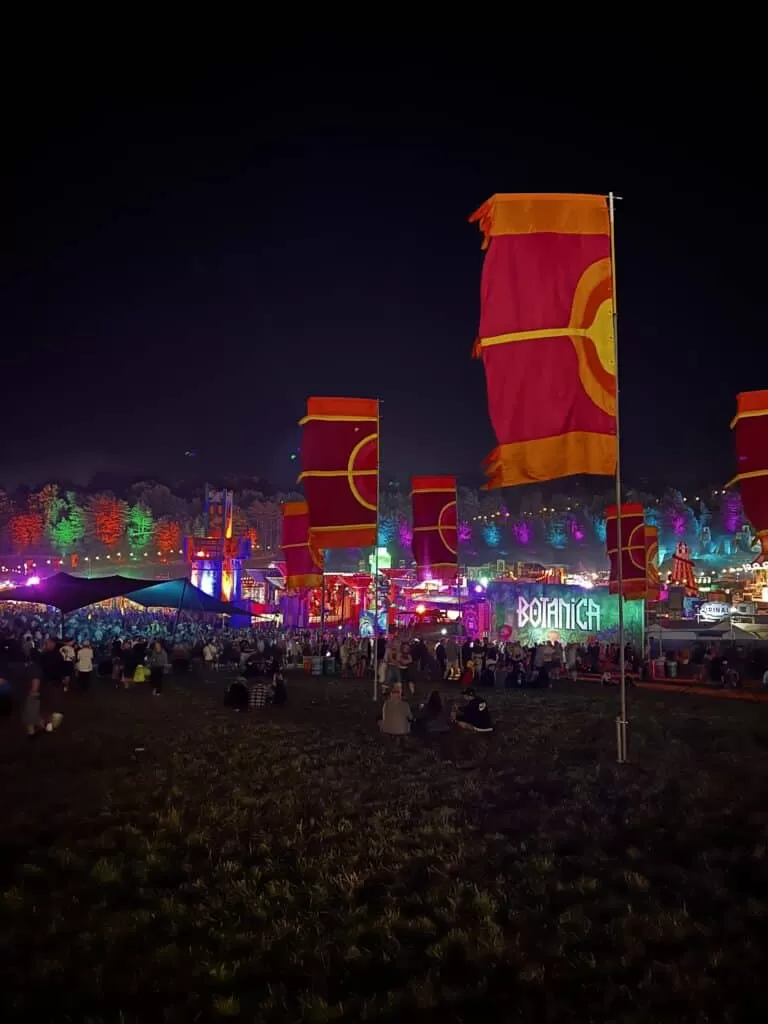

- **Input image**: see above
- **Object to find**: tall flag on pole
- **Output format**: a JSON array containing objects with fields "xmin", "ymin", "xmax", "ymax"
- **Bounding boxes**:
[
  {"xmin": 280, "ymin": 501, "xmax": 324, "ymax": 590},
  {"xmin": 605, "ymin": 503, "xmax": 646, "ymax": 599},
  {"xmin": 298, "ymin": 397, "xmax": 379, "ymax": 550},
  {"xmin": 470, "ymin": 193, "xmax": 617, "ymax": 488},
  {"xmin": 644, "ymin": 525, "xmax": 661, "ymax": 600},
  {"xmin": 728, "ymin": 390, "xmax": 768, "ymax": 562},
  {"xmin": 410, "ymin": 476, "xmax": 458, "ymax": 582}
]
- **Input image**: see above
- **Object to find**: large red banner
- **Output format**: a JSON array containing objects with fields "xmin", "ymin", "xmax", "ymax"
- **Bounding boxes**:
[
  {"xmin": 280, "ymin": 501, "xmax": 323, "ymax": 590},
  {"xmin": 470, "ymin": 193, "xmax": 617, "ymax": 488},
  {"xmin": 729, "ymin": 390, "xmax": 768, "ymax": 562},
  {"xmin": 605, "ymin": 503, "xmax": 647, "ymax": 599},
  {"xmin": 298, "ymin": 397, "xmax": 379, "ymax": 550},
  {"xmin": 411, "ymin": 476, "xmax": 458, "ymax": 582}
]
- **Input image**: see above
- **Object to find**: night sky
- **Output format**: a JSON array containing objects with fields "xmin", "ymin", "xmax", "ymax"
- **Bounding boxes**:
[{"xmin": 4, "ymin": 42, "xmax": 763, "ymax": 492}]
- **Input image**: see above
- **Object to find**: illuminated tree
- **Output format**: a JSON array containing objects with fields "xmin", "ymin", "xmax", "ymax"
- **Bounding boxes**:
[
  {"xmin": 87, "ymin": 494, "xmax": 126, "ymax": 547},
  {"xmin": 32, "ymin": 483, "xmax": 65, "ymax": 529},
  {"xmin": 512, "ymin": 520, "xmax": 531, "ymax": 545},
  {"xmin": 643, "ymin": 505, "xmax": 661, "ymax": 529},
  {"xmin": 458, "ymin": 486, "xmax": 480, "ymax": 521},
  {"xmin": 399, "ymin": 519, "xmax": 414, "ymax": 548},
  {"xmin": 49, "ymin": 492, "xmax": 85, "ymax": 554},
  {"xmin": 593, "ymin": 513, "xmax": 607, "ymax": 544},
  {"xmin": 721, "ymin": 491, "xmax": 744, "ymax": 533},
  {"xmin": 9, "ymin": 511, "xmax": 44, "ymax": 551},
  {"xmin": 546, "ymin": 517, "xmax": 568, "ymax": 550},
  {"xmin": 458, "ymin": 521, "xmax": 472, "ymax": 543},
  {"xmin": 482, "ymin": 522, "xmax": 501, "ymax": 547},
  {"xmin": 378, "ymin": 514, "xmax": 396, "ymax": 546},
  {"xmin": 567, "ymin": 514, "xmax": 585, "ymax": 541},
  {"xmin": 155, "ymin": 518, "xmax": 182, "ymax": 555},
  {"xmin": 127, "ymin": 503, "xmax": 154, "ymax": 552}
]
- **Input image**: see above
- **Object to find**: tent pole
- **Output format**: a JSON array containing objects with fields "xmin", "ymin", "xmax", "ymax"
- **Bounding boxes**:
[
  {"xmin": 372, "ymin": 398, "xmax": 381, "ymax": 701},
  {"xmin": 171, "ymin": 578, "xmax": 188, "ymax": 643},
  {"xmin": 609, "ymin": 190, "xmax": 628, "ymax": 764}
]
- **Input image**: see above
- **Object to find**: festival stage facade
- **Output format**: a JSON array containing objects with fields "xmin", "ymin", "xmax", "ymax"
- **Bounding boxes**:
[{"xmin": 487, "ymin": 580, "xmax": 644, "ymax": 649}]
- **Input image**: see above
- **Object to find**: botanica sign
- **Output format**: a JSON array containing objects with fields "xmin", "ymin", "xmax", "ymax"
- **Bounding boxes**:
[
  {"xmin": 516, "ymin": 595, "xmax": 601, "ymax": 633},
  {"xmin": 487, "ymin": 581, "xmax": 643, "ymax": 647}
]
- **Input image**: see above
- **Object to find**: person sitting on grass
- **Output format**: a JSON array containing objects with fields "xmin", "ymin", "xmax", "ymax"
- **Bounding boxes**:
[
  {"xmin": 22, "ymin": 671, "xmax": 63, "ymax": 738},
  {"xmin": 249, "ymin": 678, "xmax": 271, "ymax": 710},
  {"xmin": 379, "ymin": 681, "xmax": 413, "ymax": 735},
  {"xmin": 454, "ymin": 688, "xmax": 494, "ymax": 733},
  {"xmin": 412, "ymin": 689, "xmax": 450, "ymax": 736},
  {"xmin": 224, "ymin": 677, "xmax": 250, "ymax": 711}
]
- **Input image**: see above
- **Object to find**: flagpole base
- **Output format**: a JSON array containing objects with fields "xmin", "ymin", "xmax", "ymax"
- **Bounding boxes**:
[{"xmin": 615, "ymin": 717, "xmax": 629, "ymax": 763}]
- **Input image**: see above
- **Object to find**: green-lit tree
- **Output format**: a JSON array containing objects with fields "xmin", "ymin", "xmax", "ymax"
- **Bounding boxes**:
[
  {"xmin": 126, "ymin": 502, "xmax": 154, "ymax": 553},
  {"xmin": 49, "ymin": 491, "xmax": 86, "ymax": 555}
]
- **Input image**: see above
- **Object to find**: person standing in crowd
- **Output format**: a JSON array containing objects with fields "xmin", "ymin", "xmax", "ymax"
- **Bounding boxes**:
[
  {"xmin": 399, "ymin": 641, "xmax": 414, "ymax": 697},
  {"xmin": 39, "ymin": 639, "xmax": 63, "ymax": 692},
  {"xmin": 76, "ymin": 640, "xmax": 94, "ymax": 692},
  {"xmin": 435, "ymin": 638, "xmax": 447, "ymax": 678},
  {"xmin": 60, "ymin": 639, "xmax": 76, "ymax": 692},
  {"xmin": 148, "ymin": 641, "xmax": 169, "ymax": 696},
  {"xmin": 202, "ymin": 639, "xmax": 216, "ymax": 671},
  {"xmin": 445, "ymin": 636, "xmax": 460, "ymax": 679},
  {"xmin": 22, "ymin": 667, "xmax": 63, "ymax": 738}
]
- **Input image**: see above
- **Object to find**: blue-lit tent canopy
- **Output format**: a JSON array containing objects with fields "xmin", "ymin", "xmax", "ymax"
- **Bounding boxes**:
[
  {"xmin": 0, "ymin": 572, "xmax": 250, "ymax": 617},
  {"xmin": 127, "ymin": 579, "xmax": 250, "ymax": 616}
]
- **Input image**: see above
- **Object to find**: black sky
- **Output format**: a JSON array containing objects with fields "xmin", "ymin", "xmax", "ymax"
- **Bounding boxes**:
[{"xmin": 3, "ymin": 38, "xmax": 764, "ymax": 491}]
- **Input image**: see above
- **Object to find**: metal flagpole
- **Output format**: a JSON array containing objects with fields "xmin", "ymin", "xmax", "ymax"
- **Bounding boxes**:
[
  {"xmin": 319, "ymin": 562, "xmax": 326, "ymax": 656},
  {"xmin": 373, "ymin": 399, "xmax": 382, "ymax": 701},
  {"xmin": 609, "ymin": 191, "xmax": 628, "ymax": 763}
]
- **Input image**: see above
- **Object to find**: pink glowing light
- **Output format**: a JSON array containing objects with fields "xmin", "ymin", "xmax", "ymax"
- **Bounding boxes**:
[{"xmin": 26, "ymin": 575, "xmax": 41, "ymax": 586}]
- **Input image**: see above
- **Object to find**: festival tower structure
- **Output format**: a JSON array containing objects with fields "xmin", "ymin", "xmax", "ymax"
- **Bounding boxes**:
[
  {"xmin": 185, "ymin": 486, "xmax": 250, "ymax": 603},
  {"xmin": 669, "ymin": 541, "xmax": 697, "ymax": 596}
]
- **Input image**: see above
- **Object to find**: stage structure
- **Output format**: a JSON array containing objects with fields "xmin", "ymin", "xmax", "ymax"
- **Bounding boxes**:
[{"xmin": 184, "ymin": 486, "xmax": 251, "ymax": 603}]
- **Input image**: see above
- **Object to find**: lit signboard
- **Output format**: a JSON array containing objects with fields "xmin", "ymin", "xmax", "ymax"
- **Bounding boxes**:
[
  {"xmin": 697, "ymin": 602, "xmax": 731, "ymax": 622},
  {"xmin": 487, "ymin": 581, "xmax": 643, "ymax": 647}
]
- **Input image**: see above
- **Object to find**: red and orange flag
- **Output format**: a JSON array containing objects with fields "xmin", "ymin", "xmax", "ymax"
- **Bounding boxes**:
[
  {"xmin": 606, "ymin": 503, "xmax": 647, "ymax": 599},
  {"xmin": 470, "ymin": 193, "xmax": 617, "ymax": 488},
  {"xmin": 728, "ymin": 390, "xmax": 768, "ymax": 562},
  {"xmin": 411, "ymin": 476, "xmax": 458, "ymax": 582},
  {"xmin": 644, "ymin": 525, "xmax": 661, "ymax": 600},
  {"xmin": 298, "ymin": 397, "xmax": 379, "ymax": 550},
  {"xmin": 280, "ymin": 501, "xmax": 324, "ymax": 590}
]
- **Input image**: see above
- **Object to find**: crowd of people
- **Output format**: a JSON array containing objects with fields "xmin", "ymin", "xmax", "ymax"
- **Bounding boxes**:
[{"xmin": 3, "ymin": 600, "xmax": 768, "ymax": 739}]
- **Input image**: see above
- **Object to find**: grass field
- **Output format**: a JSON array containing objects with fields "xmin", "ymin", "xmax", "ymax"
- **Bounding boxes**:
[{"xmin": 1, "ymin": 673, "xmax": 768, "ymax": 1023}]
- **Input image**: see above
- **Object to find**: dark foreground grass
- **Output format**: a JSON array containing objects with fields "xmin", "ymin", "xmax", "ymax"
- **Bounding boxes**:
[{"xmin": 1, "ymin": 675, "xmax": 768, "ymax": 1023}]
